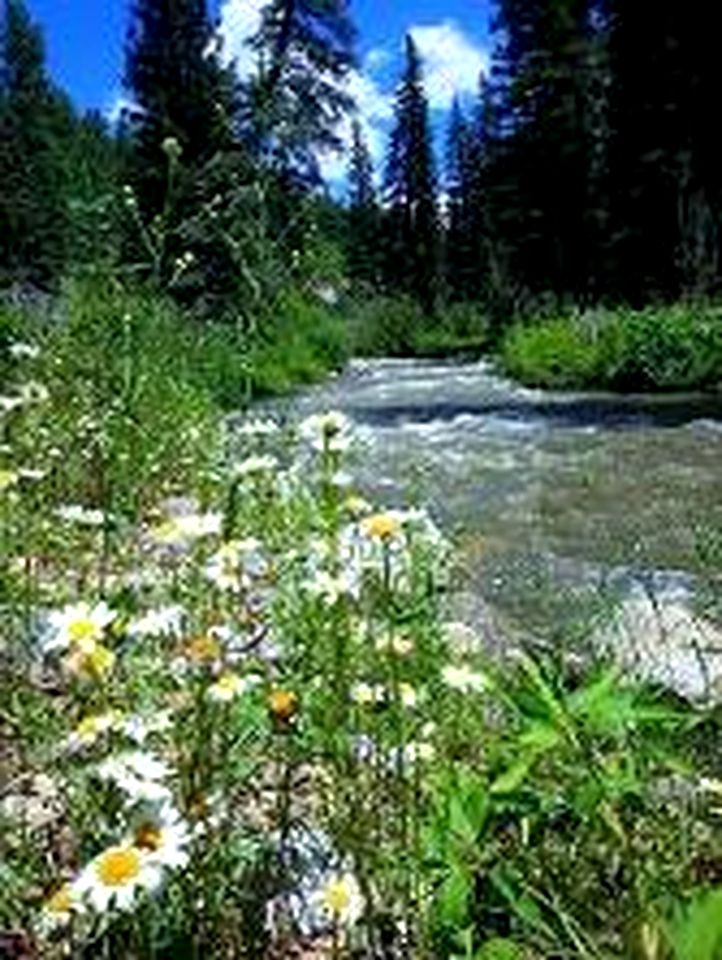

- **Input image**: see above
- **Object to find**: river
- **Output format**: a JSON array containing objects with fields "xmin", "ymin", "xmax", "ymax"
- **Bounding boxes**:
[{"xmin": 277, "ymin": 358, "xmax": 722, "ymax": 697}]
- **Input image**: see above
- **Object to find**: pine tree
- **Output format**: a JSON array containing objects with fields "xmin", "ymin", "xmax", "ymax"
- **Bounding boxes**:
[
  {"xmin": 383, "ymin": 35, "xmax": 438, "ymax": 313},
  {"xmin": 245, "ymin": 0, "xmax": 356, "ymax": 183},
  {"xmin": 0, "ymin": 0, "xmax": 69, "ymax": 285},
  {"xmin": 605, "ymin": 0, "xmax": 722, "ymax": 300},
  {"xmin": 124, "ymin": 0, "xmax": 234, "ymax": 214},
  {"xmin": 487, "ymin": 0, "xmax": 599, "ymax": 304},
  {"xmin": 346, "ymin": 119, "xmax": 379, "ymax": 285},
  {"xmin": 444, "ymin": 97, "xmax": 483, "ymax": 302}
]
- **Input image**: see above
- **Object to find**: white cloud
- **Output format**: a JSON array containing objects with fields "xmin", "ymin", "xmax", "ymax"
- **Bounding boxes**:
[
  {"xmin": 105, "ymin": 94, "xmax": 138, "ymax": 125},
  {"xmin": 364, "ymin": 46, "xmax": 391, "ymax": 73},
  {"xmin": 409, "ymin": 20, "xmax": 488, "ymax": 111},
  {"xmin": 218, "ymin": 0, "xmax": 266, "ymax": 78}
]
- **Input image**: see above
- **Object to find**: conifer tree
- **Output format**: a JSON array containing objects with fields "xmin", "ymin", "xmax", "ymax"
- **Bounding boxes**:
[
  {"xmin": 487, "ymin": 0, "xmax": 598, "ymax": 303},
  {"xmin": 383, "ymin": 35, "xmax": 438, "ymax": 313},
  {"xmin": 245, "ymin": 0, "xmax": 356, "ymax": 183},
  {"xmin": 444, "ymin": 97, "xmax": 482, "ymax": 301},
  {"xmin": 346, "ymin": 119, "xmax": 379, "ymax": 285},
  {"xmin": 124, "ymin": 0, "xmax": 234, "ymax": 214},
  {"xmin": 604, "ymin": 0, "xmax": 722, "ymax": 300},
  {"xmin": 0, "ymin": 0, "xmax": 69, "ymax": 285}
]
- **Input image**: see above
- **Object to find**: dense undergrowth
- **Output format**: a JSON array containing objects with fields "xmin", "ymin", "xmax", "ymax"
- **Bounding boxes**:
[
  {"xmin": 347, "ymin": 296, "xmax": 489, "ymax": 359},
  {"xmin": 3, "ymin": 292, "xmax": 722, "ymax": 959},
  {"xmin": 500, "ymin": 307, "xmax": 722, "ymax": 391}
]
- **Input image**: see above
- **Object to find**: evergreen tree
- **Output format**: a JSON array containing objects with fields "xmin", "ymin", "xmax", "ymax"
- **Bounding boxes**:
[
  {"xmin": 124, "ymin": 0, "xmax": 234, "ymax": 214},
  {"xmin": 383, "ymin": 35, "xmax": 438, "ymax": 313},
  {"xmin": 346, "ymin": 119, "xmax": 379, "ymax": 285},
  {"xmin": 444, "ymin": 97, "xmax": 482, "ymax": 301},
  {"xmin": 245, "ymin": 0, "xmax": 356, "ymax": 183},
  {"xmin": 487, "ymin": 0, "xmax": 599, "ymax": 304},
  {"xmin": 605, "ymin": 0, "xmax": 722, "ymax": 300},
  {"xmin": 0, "ymin": 0, "xmax": 69, "ymax": 285}
]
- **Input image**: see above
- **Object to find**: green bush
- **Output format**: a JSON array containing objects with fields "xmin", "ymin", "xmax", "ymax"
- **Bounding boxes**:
[
  {"xmin": 247, "ymin": 289, "xmax": 348, "ymax": 396},
  {"xmin": 347, "ymin": 294, "xmax": 426, "ymax": 356},
  {"xmin": 348, "ymin": 296, "xmax": 489, "ymax": 358},
  {"xmin": 501, "ymin": 306, "xmax": 722, "ymax": 391}
]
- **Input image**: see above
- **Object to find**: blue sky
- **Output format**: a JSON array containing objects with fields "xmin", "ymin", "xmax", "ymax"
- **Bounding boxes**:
[{"xmin": 25, "ymin": 0, "xmax": 493, "ymax": 177}]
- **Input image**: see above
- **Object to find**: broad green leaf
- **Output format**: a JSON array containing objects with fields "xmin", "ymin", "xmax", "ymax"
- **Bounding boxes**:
[{"xmin": 665, "ymin": 888, "xmax": 722, "ymax": 960}]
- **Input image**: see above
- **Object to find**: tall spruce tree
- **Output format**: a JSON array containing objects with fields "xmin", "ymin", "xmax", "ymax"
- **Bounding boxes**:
[
  {"xmin": 487, "ymin": 0, "xmax": 599, "ymax": 304},
  {"xmin": 605, "ymin": 0, "xmax": 722, "ymax": 300},
  {"xmin": 346, "ymin": 119, "xmax": 379, "ymax": 285},
  {"xmin": 0, "ymin": 0, "xmax": 69, "ymax": 285},
  {"xmin": 444, "ymin": 97, "xmax": 482, "ymax": 301},
  {"xmin": 383, "ymin": 35, "xmax": 438, "ymax": 313},
  {"xmin": 245, "ymin": 0, "xmax": 356, "ymax": 183},
  {"xmin": 124, "ymin": 0, "xmax": 234, "ymax": 214}
]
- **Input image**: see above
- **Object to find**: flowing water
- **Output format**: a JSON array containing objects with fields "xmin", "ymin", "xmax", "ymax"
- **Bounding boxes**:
[{"xmin": 276, "ymin": 359, "xmax": 722, "ymax": 696}]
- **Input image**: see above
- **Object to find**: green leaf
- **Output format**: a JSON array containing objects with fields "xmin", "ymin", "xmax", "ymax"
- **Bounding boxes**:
[
  {"xmin": 477, "ymin": 938, "xmax": 524, "ymax": 960},
  {"xmin": 437, "ymin": 866, "xmax": 472, "ymax": 929},
  {"xmin": 490, "ymin": 759, "xmax": 533, "ymax": 795},
  {"xmin": 665, "ymin": 888, "xmax": 722, "ymax": 960}
]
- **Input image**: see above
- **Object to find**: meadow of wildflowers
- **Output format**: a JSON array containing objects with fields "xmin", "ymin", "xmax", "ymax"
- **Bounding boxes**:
[{"xmin": 3, "ymin": 319, "xmax": 722, "ymax": 959}]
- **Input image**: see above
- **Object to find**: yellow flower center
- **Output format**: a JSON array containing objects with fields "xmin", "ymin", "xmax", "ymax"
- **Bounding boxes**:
[
  {"xmin": 361, "ymin": 513, "xmax": 400, "ymax": 540},
  {"xmin": 95, "ymin": 847, "xmax": 142, "ymax": 887},
  {"xmin": 68, "ymin": 618, "xmax": 99, "ymax": 645},
  {"xmin": 323, "ymin": 879, "xmax": 351, "ymax": 915},
  {"xmin": 216, "ymin": 674, "xmax": 239, "ymax": 694},
  {"xmin": 268, "ymin": 689, "xmax": 299, "ymax": 722},
  {"xmin": 76, "ymin": 716, "xmax": 101, "ymax": 739},
  {"xmin": 46, "ymin": 886, "xmax": 72, "ymax": 914},
  {"xmin": 134, "ymin": 823, "xmax": 163, "ymax": 851},
  {"xmin": 184, "ymin": 634, "xmax": 221, "ymax": 663}
]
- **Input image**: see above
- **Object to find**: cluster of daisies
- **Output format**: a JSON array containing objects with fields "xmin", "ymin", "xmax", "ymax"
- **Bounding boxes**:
[{"xmin": 9, "ymin": 407, "xmax": 492, "ymax": 952}]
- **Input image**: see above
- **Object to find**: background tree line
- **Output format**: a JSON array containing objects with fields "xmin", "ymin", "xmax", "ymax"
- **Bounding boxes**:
[
  {"xmin": 3, "ymin": 0, "xmax": 722, "ymax": 337},
  {"xmin": 348, "ymin": 0, "xmax": 722, "ymax": 324}
]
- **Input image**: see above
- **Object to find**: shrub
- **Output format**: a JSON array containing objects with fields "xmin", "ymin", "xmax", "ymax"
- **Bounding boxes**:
[
  {"xmin": 501, "ymin": 306, "xmax": 722, "ymax": 391},
  {"xmin": 348, "ymin": 296, "xmax": 489, "ymax": 358}
]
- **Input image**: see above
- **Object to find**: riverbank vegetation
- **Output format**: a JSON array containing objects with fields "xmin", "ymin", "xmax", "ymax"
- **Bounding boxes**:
[
  {"xmin": 501, "ymin": 307, "xmax": 722, "ymax": 392},
  {"xmin": 4, "ymin": 331, "xmax": 722, "ymax": 956}
]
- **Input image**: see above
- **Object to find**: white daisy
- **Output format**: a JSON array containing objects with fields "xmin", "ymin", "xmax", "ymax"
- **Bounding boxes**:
[
  {"xmin": 72, "ymin": 843, "xmax": 162, "ymax": 912},
  {"xmin": 127, "ymin": 605, "xmax": 184, "ymax": 639},
  {"xmin": 122, "ymin": 710, "xmax": 173, "ymax": 744},
  {"xmin": 205, "ymin": 538, "xmax": 264, "ymax": 592},
  {"xmin": 66, "ymin": 711, "xmax": 123, "ymax": 752},
  {"xmin": 304, "ymin": 569, "xmax": 358, "ymax": 606},
  {"xmin": 151, "ymin": 511, "xmax": 222, "ymax": 546},
  {"xmin": 207, "ymin": 672, "xmax": 262, "ymax": 703},
  {"xmin": 55, "ymin": 504, "xmax": 106, "ymax": 526},
  {"xmin": 398, "ymin": 682, "xmax": 418, "ymax": 709},
  {"xmin": 232, "ymin": 455, "xmax": 278, "ymax": 478},
  {"xmin": 96, "ymin": 751, "xmax": 173, "ymax": 804},
  {"xmin": 0, "ymin": 395, "xmax": 25, "ymax": 414},
  {"xmin": 129, "ymin": 804, "xmax": 191, "ymax": 870},
  {"xmin": 350, "ymin": 682, "xmax": 385, "ymax": 707},
  {"xmin": 311, "ymin": 872, "xmax": 364, "ymax": 927},
  {"xmin": 299, "ymin": 411, "xmax": 352, "ymax": 453},
  {"xmin": 42, "ymin": 601, "xmax": 116, "ymax": 654},
  {"xmin": 38, "ymin": 883, "xmax": 82, "ymax": 933},
  {"xmin": 441, "ymin": 663, "xmax": 488, "ymax": 694},
  {"xmin": 9, "ymin": 341, "xmax": 40, "ymax": 360}
]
